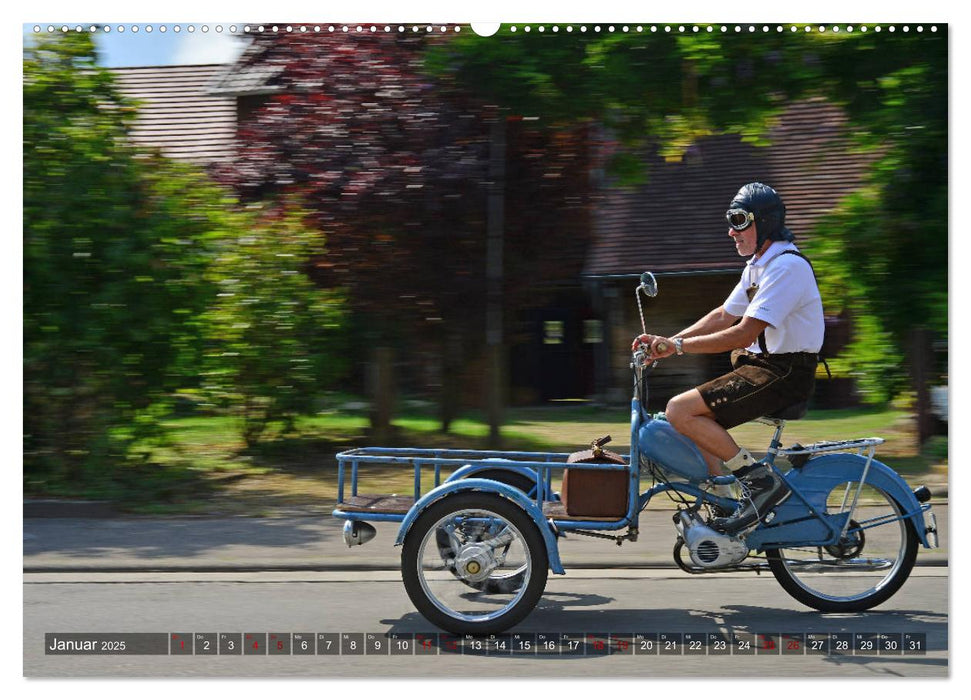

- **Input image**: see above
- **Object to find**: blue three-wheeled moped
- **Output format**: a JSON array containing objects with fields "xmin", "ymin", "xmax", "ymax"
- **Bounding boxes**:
[{"xmin": 333, "ymin": 272, "xmax": 938, "ymax": 635}]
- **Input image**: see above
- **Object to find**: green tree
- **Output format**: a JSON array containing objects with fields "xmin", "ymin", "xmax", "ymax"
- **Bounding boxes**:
[
  {"xmin": 802, "ymin": 32, "xmax": 947, "ymax": 404},
  {"xmin": 23, "ymin": 33, "xmax": 230, "ymax": 482},
  {"xmin": 23, "ymin": 33, "xmax": 351, "ymax": 490},
  {"xmin": 199, "ymin": 205, "xmax": 348, "ymax": 446}
]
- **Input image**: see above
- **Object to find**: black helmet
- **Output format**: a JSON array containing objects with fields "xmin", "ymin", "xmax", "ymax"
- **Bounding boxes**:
[{"xmin": 726, "ymin": 182, "xmax": 794, "ymax": 248}]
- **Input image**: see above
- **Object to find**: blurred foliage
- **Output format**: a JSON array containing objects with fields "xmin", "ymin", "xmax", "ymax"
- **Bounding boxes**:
[
  {"xmin": 23, "ymin": 34, "xmax": 350, "ymax": 489},
  {"xmin": 804, "ymin": 182, "xmax": 944, "ymax": 403},
  {"xmin": 215, "ymin": 33, "xmax": 597, "ymax": 429},
  {"xmin": 214, "ymin": 32, "xmax": 491, "ymax": 340},
  {"xmin": 428, "ymin": 26, "xmax": 948, "ymax": 392},
  {"xmin": 24, "ymin": 33, "xmax": 223, "ymax": 481},
  {"xmin": 425, "ymin": 29, "xmax": 807, "ymax": 163},
  {"xmin": 23, "ymin": 27, "xmax": 947, "ymax": 496},
  {"xmin": 198, "ymin": 205, "xmax": 348, "ymax": 447},
  {"xmin": 798, "ymin": 29, "xmax": 947, "ymax": 396}
]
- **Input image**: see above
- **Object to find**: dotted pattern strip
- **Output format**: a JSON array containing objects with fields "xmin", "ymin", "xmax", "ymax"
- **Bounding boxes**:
[{"xmin": 33, "ymin": 24, "xmax": 939, "ymax": 36}]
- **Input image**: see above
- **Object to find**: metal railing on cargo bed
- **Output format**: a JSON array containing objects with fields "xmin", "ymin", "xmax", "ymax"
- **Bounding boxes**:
[{"xmin": 333, "ymin": 446, "xmax": 632, "ymax": 525}]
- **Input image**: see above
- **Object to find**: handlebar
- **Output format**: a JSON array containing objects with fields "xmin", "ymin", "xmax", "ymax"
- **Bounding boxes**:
[
  {"xmin": 631, "ymin": 339, "xmax": 668, "ymax": 366},
  {"xmin": 631, "ymin": 346, "xmax": 657, "ymax": 368}
]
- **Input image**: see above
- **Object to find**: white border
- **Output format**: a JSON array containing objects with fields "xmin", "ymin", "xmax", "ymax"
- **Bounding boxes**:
[{"xmin": 10, "ymin": 0, "xmax": 963, "ymax": 697}]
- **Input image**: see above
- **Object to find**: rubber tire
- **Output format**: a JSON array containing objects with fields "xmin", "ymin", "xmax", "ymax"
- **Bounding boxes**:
[
  {"xmin": 470, "ymin": 469, "xmax": 536, "ymax": 496},
  {"xmin": 766, "ymin": 498, "xmax": 919, "ymax": 613},
  {"xmin": 401, "ymin": 492, "xmax": 549, "ymax": 635}
]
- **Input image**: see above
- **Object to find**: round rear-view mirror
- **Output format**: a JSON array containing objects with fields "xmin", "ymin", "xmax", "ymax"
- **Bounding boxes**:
[{"xmin": 639, "ymin": 271, "xmax": 658, "ymax": 297}]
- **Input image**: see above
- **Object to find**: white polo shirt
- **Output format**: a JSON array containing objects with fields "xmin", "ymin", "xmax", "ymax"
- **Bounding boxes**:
[{"xmin": 723, "ymin": 241, "xmax": 824, "ymax": 354}]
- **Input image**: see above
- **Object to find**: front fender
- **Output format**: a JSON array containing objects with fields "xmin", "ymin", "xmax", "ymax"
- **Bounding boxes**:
[
  {"xmin": 747, "ymin": 453, "xmax": 932, "ymax": 550},
  {"xmin": 393, "ymin": 479, "xmax": 564, "ymax": 574}
]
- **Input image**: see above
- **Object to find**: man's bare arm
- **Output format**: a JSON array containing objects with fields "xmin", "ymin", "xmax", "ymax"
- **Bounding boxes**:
[
  {"xmin": 680, "ymin": 316, "xmax": 769, "ymax": 354},
  {"xmin": 649, "ymin": 316, "xmax": 770, "ymax": 358},
  {"xmin": 676, "ymin": 306, "xmax": 740, "ymax": 339}
]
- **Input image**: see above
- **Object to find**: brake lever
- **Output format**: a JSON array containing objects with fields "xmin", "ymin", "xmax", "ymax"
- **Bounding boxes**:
[{"xmin": 632, "ymin": 346, "xmax": 657, "ymax": 368}]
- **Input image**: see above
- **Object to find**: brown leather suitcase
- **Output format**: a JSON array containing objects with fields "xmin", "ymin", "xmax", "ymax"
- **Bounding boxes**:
[{"xmin": 562, "ymin": 436, "xmax": 629, "ymax": 517}]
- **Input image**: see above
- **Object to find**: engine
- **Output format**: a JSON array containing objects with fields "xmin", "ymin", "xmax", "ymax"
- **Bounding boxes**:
[{"xmin": 675, "ymin": 510, "xmax": 749, "ymax": 569}]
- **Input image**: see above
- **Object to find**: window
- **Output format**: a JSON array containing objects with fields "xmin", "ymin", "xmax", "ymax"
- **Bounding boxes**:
[
  {"xmin": 583, "ymin": 319, "xmax": 604, "ymax": 344},
  {"xmin": 543, "ymin": 320, "xmax": 564, "ymax": 345}
]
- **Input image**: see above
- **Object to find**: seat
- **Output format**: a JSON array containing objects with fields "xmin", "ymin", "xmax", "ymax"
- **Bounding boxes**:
[{"xmin": 765, "ymin": 400, "xmax": 809, "ymax": 421}]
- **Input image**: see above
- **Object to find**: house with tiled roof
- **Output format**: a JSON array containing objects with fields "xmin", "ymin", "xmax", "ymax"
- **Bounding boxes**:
[{"xmin": 110, "ymin": 62, "xmax": 870, "ymax": 408}]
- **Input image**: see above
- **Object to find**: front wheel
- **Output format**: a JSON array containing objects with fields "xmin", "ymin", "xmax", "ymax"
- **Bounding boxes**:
[
  {"xmin": 767, "ymin": 481, "xmax": 919, "ymax": 613},
  {"xmin": 401, "ymin": 493, "xmax": 548, "ymax": 635}
]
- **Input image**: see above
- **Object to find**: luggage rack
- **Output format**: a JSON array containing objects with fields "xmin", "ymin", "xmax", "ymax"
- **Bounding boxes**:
[
  {"xmin": 333, "ymin": 446, "xmax": 633, "ymax": 527},
  {"xmin": 779, "ymin": 437, "xmax": 885, "ymax": 456}
]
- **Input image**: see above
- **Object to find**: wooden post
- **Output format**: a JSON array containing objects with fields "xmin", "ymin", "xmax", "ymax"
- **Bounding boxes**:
[
  {"xmin": 910, "ymin": 328, "xmax": 934, "ymax": 448},
  {"xmin": 486, "ymin": 115, "xmax": 506, "ymax": 446},
  {"xmin": 370, "ymin": 345, "xmax": 394, "ymax": 443}
]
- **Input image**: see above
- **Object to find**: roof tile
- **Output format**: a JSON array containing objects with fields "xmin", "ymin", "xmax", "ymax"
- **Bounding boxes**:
[
  {"xmin": 111, "ymin": 64, "xmax": 237, "ymax": 165},
  {"xmin": 585, "ymin": 99, "xmax": 873, "ymax": 277}
]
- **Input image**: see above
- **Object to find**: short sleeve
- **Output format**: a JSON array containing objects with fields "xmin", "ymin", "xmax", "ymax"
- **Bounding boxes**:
[{"xmin": 723, "ymin": 279, "xmax": 750, "ymax": 317}]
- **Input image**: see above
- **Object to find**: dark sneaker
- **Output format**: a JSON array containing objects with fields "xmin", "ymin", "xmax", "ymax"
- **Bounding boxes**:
[
  {"xmin": 710, "ymin": 463, "xmax": 791, "ymax": 534},
  {"xmin": 707, "ymin": 502, "xmax": 736, "ymax": 519},
  {"xmin": 703, "ymin": 489, "xmax": 736, "ymax": 519}
]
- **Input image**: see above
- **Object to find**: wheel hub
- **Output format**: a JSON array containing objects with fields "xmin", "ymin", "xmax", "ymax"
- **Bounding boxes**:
[
  {"xmin": 454, "ymin": 544, "xmax": 497, "ymax": 583},
  {"xmin": 824, "ymin": 519, "xmax": 865, "ymax": 559}
]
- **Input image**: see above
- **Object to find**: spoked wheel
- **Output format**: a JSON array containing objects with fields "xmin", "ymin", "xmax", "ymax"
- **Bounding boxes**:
[
  {"xmin": 402, "ymin": 493, "xmax": 548, "ymax": 635},
  {"xmin": 767, "ymin": 481, "xmax": 919, "ymax": 613}
]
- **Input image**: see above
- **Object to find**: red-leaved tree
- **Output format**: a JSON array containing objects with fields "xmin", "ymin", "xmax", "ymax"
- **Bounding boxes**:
[{"xmin": 216, "ymin": 31, "xmax": 596, "ymax": 436}]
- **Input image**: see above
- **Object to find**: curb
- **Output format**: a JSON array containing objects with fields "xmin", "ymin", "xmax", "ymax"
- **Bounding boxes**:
[
  {"xmin": 23, "ymin": 500, "xmax": 119, "ymax": 519},
  {"xmin": 23, "ymin": 559, "xmax": 949, "ymax": 574},
  {"xmin": 22, "ymin": 498, "xmax": 949, "ymax": 520}
]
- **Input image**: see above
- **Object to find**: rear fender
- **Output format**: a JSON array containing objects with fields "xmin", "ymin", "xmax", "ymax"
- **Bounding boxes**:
[
  {"xmin": 445, "ymin": 463, "xmax": 541, "ymax": 496},
  {"xmin": 747, "ymin": 453, "xmax": 932, "ymax": 550},
  {"xmin": 394, "ymin": 479, "xmax": 564, "ymax": 574}
]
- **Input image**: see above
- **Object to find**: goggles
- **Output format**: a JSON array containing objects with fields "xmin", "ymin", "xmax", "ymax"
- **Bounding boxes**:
[{"xmin": 726, "ymin": 208, "xmax": 755, "ymax": 231}]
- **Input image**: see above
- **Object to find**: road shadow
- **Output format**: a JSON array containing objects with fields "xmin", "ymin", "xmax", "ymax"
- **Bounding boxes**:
[
  {"xmin": 379, "ymin": 603, "xmax": 947, "ymax": 671},
  {"xmin": 23, "ymin": 516, "xmax": 337, "ymax": 562}
]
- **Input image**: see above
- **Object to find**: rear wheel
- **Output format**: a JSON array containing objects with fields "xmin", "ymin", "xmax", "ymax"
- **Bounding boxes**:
[
  {"xmin": 767, "ymin": 481, "xmax": 918, "ymax": 612},
  {"xmin": 402, "ymin": 493, "xmax": 548, "ymax": 635}
]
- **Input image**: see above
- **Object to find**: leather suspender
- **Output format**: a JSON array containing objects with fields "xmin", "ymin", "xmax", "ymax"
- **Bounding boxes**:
[{"xmin": 751, "ymin": 250, "xmax": 832, "ymax": 378}]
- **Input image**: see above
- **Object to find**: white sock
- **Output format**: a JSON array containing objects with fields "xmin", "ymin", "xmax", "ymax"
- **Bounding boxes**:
[
  {"xmin": 724, "ymin": 448, "xmax": 756, "ymax": 472},
  {"xmin": 707, "ymin": 483, "xmax": 735, "ymax": 499}
]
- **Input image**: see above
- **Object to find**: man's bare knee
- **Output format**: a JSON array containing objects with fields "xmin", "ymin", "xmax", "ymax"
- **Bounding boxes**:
[
  {"xmin": 665, "ymin": 392, "xmax": 697, "ymax": 432},
  {"xmin": 664, "ymin": 390, "xmax": 739, "ymax": 463}
]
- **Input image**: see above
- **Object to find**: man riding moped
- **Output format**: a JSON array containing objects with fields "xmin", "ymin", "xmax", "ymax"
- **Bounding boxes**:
[
  {"xmin": 335, "ymin": 184, "xmax": 935, "ymax": 632},
  {"xmin": 633, "ymin": 182, "xmax": 823, "ymax": 534}
]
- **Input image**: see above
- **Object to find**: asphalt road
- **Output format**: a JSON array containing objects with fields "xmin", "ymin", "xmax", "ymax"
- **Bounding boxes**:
[
  {"xmin": 24, "ymin": 567, "xmax": 947, "ymax": 678},
  {"xmin": 23, "ymin": 494, "xmax": 949, "ymax": 680},
  {"xmin": 22, "ymin": 504, "xmax": 949, "ymax": 572}
]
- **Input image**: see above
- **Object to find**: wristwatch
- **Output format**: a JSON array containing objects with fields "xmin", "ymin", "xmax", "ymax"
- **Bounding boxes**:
[{"xmin": 674, "ymin": 337, "xmax": 684, "ymax": 355}]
